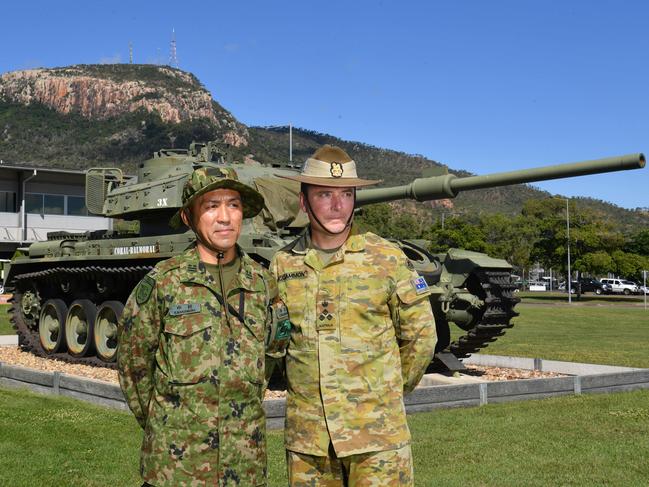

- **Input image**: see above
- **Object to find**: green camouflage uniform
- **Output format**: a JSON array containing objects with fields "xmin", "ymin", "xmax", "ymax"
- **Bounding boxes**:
[
  {"xmin": 270, "ymin": 229, "xmax": 437, "ymax": 460},
  {"xmin": 118, "ymin": 244, "xmax": 277, "ymax": 486}
]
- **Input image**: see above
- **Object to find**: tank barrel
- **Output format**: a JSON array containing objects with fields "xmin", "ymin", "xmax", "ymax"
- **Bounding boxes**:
[{"xmin": 356, "ymin": 153, "xmax": 645, "ymax": 207}]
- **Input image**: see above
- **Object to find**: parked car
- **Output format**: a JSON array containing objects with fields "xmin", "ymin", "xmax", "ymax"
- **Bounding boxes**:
[
  {"xmin": 568, "ymin": 278, "xmax": 610, "ymax": 295},
  {"xmin": 600, "ymin": 278, "xmax": 639, "ymax": 295}
]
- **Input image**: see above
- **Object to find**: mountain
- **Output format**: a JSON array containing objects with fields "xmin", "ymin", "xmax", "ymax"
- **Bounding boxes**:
[
  {"xmin": 1, "ymin": 64, "xmax": 647, "ymax": 230},
  {"xmin": 0, "ymin": 64, "xmax": 247, "ymax": 167}
]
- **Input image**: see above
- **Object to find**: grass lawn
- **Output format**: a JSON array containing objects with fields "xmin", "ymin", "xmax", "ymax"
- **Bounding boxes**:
[
  {"xmin": 452, "ymin": 302, "xmax": 649, "ymax": 368},
  {"xmin": 0, "ymin": 304, "xmax": 13, "ymax": 335},
  {"xmin": 1, "ymin": 386, "xmax": 648, "ymax": 486}
]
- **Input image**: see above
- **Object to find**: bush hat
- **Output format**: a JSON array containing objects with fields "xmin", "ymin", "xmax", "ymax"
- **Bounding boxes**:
[
  {"xmin": 169, "ymin": 166, "xmax": 265, "ymax": 229},
  {"xmin": 278, "ymin": 145, "xmax": 381, "ymax": 187}
]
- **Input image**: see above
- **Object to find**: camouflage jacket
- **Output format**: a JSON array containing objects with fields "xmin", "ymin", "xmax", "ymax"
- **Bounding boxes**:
[
  {"xmin": 270, "ymin": 230, "xmax": 437, "ymax": 457},
  {"xmin": 117, "ymin": 245, "xmax": 277, "ymax": 486}
]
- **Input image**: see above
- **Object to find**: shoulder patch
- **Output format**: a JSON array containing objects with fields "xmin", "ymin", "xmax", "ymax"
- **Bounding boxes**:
[
  {"xmin": 136, "ymin": 275, "xmax": 156, "ymax": 305},
  {"xmin": 411, "ymin": 276, "xmax": 429, "ymax": 295}
]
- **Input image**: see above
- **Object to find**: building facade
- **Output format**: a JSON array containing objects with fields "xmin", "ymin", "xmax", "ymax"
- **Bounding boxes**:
[{"xmin": 0, "ymin": 164, "xmax": 112, "ymax": 258}]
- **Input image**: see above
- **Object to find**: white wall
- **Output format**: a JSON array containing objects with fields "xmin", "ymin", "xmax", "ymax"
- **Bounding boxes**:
[{"xmin": 0, "ymin": 211, "xmax": 111, "ymax": 243}]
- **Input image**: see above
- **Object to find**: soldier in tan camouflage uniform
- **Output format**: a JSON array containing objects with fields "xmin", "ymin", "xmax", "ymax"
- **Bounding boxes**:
[
  {"xmin": 118, "ymin": 166, "xmax": 288, "ymax": 486},
  {"xmin": 272, "ymin": 146, "xmax": 437, "ymax": 486}
]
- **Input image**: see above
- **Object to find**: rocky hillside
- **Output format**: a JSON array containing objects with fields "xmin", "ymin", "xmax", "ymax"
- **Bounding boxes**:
[
  {"xmin": 0, "ymin": 64, "xmax": 646, "ymax": 229},
  {"xmin": 0, "ymin": 64, "xmax": 247, "ymax": 167}
]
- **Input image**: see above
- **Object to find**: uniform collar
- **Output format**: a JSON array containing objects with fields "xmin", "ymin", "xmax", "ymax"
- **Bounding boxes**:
[
  {"xmin": 179, "ymin": 243, "xmax": 262, "ymax": 293},
  {"xmin": 292, "ymin": 224, "xmax": 366, "ymax": 270},
  {"xmin": 289, "ymin": 224, "xmax": 366, "ymax": 255}
]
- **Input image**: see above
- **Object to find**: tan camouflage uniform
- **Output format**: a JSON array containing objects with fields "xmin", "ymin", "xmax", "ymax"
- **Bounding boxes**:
[
  {"xmin": 118, "ymin": 244, "xmax": 277, "ymax": 486},
  {"xmin": 287, "ymin": 444, "xmax": 413, "ymax": 486},
  {"xmin": 270, "ymin": 228, "xmax": 437, "ymax": 485}
]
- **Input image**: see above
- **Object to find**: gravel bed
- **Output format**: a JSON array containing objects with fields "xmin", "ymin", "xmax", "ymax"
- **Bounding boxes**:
[
  {"xmin": 464, "ymin": 364, "xmax": 565, "ymax": 381},
  {"xmin": 0, "ymin": 347, "xmax": 287, "ymax": 399},
  {"xmin": 0, "ymin": 347, "xmax": 563, "ymax": 401}
]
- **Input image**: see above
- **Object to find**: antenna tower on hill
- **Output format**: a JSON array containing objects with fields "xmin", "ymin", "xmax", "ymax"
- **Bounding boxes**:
[{"xmin": 169, "ymin": 28, "xmax": 179, "ymax": 68}]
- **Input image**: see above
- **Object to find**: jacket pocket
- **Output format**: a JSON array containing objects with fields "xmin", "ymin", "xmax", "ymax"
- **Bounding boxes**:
[
  {"xmin": 162, "ymin": 315, "xmax": 218, "ymax": 385},
  {"xmin": 278, "ymin": 278, "xmax": 314, "ymax": 351}
]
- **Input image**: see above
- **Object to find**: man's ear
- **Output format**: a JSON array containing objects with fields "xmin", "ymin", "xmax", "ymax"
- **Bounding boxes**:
[
  {"xmin": 180, "ymin": 208, "xmax": 191, "ymax": 227},
  {"xmin": 299, "ymin": 192, "xmax": 308, "ymax": 214}
]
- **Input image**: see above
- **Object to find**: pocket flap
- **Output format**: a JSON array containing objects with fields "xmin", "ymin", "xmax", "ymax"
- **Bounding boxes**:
[{"xmin": 164, "ymin": 309, "xmax": 211, "ymax": 336}]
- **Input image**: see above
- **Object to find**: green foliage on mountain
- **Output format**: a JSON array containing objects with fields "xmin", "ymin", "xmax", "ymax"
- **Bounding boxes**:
[{"xmin": 0, "ymin": 101, "xmax": 222, "ymax": 171}]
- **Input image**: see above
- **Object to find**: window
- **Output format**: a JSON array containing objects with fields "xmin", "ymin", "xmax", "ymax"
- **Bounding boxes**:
[
  {"xmin": 43, "ymin": 195, "xmax": 64, "ymax": 215},
  {"xmin": 26, "ymin": 193, "xmax": 43, "ymax": 214},
  {"xmin": 67, "ymin": 196, "xmax": 88, "ymax": 216},
  {"xmin": 25, "ymin": 193, "xmax": 87, "ymax": 216},
  {"xmin": 0, "ymin": 191, "xmax": 16, "ymax": 212}
]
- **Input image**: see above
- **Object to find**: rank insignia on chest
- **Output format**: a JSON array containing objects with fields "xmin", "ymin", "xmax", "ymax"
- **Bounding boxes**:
[
  {"xmin": 411, "ymin": 276, "xmax": 429, "ymax": 294},
  {"xmin": 169, "ymin": 303, "xmax": 201, "ymax": 316}
]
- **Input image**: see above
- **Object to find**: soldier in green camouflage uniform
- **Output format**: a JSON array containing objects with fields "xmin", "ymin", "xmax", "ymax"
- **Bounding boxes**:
[
  {"xmin": 272, "ymin": 146, "xmax": 437, "ymax": 486},
  {"xmin": 118, "ymin": 166, "xmax": 287, "ymax": 486}
]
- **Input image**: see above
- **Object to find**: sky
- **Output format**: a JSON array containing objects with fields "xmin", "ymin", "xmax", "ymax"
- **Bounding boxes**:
[{"xmin": 1, "ymin": 0, "xmax": 647, "ymax": 209}]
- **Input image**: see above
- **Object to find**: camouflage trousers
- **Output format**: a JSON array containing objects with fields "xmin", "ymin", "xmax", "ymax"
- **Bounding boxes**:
[{"xmin": 287, "ymin": 444, "xmax": 413, "ymax": 486}]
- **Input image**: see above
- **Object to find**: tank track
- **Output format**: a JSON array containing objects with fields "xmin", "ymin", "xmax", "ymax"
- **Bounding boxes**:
[
  {"xmin": 9, "ymin": 265, "xmax": 153, "ymax": 369},
  {"xmin": 8, "ymin": 266, "xmax": 519, "ymax": 370},
  {"xmin": 448, "ymin": 269, "xmax": 520, "ymax": 359}
]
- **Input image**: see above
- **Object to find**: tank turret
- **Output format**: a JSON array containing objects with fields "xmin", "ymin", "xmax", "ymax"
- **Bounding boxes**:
[{"xmin": 4, "ymin": 146, "xmax": 645, "ymax": 372}]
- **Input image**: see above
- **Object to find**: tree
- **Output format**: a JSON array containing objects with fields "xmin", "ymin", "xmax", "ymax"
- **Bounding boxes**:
[
  {"xmin": 478, "ymin": 213, "xmax": 537, "ymax": 271},
  {"xmin": 425, "ymin": 216, "xmax": 488, "ymax": 253},
  {"xmin": 356, "ymin": 203, "xmax": 426, "ymax": 240},
  {"xmin": 574, "ymin": 251, "xmax": 614, "ymax": 276},
  {"xmin": 611, "ymin": 251, "xmax": 649, "ymax": 281},
  {"xmin": 625, "ymin": 229, "xmax": 649, "ymax": 256},
  {"xmin": 522, "ymin": 197, "xmax": 624, "ymax": 276}
]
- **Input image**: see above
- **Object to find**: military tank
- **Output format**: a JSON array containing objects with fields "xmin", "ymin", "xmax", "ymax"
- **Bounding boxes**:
[{"xmin": 3, "ymin": 143, "xmax": 645, "ymax": 372}]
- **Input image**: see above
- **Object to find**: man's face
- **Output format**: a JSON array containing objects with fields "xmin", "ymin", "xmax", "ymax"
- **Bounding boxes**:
[
  {"xmin": 300, "ymin": 185, "xmax": 355, "ymax": 234},
  {"xmin": 182, "ymin": 188, "xmax": 243, "ymax": 256}
]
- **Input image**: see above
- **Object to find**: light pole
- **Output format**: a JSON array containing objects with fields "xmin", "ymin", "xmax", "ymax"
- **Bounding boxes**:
[
  {"xmin": 642, "ymin": 271, "xmax": 647, "ymax": 311},
  {"xmin": 289, "ymin": 123, "xmax": 293, "ymax": 163},
  {"xmin": 566, "ymin": 198, "xmax": 572, "ymax": 304}
]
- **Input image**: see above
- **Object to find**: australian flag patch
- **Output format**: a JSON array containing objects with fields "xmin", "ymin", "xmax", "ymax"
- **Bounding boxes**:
[{"xmin": 411, "ymin": 276, "xmax": 429, "ymax": 295}]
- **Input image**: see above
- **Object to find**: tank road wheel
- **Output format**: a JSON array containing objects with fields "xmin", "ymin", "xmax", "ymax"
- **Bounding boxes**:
[
  {"xmin": 94, "ymin": 301, "xmax": 124, "ymax": 362},
  {"xmin": 65, "ymin": 299, "xmax": 97, "ymax": 358},
  {"xmin": 38, "ymin": 299, "xmax": 68, "ymax": 354},
  {"xmin": 20, "ymin": 289, "xmax": 41, "ymax": 328}
]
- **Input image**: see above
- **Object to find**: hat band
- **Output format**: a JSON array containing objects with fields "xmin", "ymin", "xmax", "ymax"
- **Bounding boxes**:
[{"xmin": 302, "ymin": 158, "xmax": 358, "ymax": 179}]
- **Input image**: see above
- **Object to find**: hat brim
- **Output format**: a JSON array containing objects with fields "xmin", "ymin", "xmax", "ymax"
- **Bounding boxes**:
[
  {"xmin": 169, "ymin": 179, "xmax": 266, "ymax": 229},
  {"xmin": 276, "ymin": 174, "xmax": 381, "ymax": 187}
]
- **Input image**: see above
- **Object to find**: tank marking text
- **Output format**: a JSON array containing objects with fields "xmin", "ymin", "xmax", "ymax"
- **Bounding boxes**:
[{"xmin": 113, "ymin": 244, "xmax": 159, "ymax": 255}]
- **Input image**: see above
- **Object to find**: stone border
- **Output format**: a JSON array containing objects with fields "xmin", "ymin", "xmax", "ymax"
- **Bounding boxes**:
[
  {"xmin": 0, "ymin": 335, "xmax": 18, "ymax": 346},
  {"xmin": 2, "ymin": 354, "xmax": 648, "ymax": 430},
  {"xmin": 463, "ymin": 353, "xmax": 644, "ymax": 375}
]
